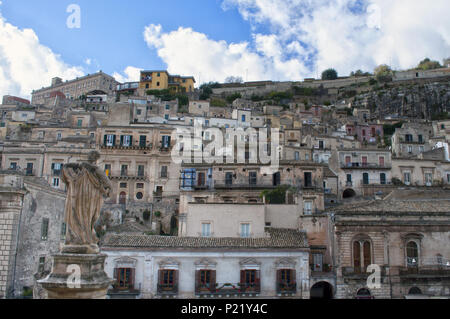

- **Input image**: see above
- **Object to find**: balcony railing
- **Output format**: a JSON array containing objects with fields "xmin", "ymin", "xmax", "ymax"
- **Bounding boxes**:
[
  {"xmin": 157, "ymin": 284, "xmax": 178, "ymax": 295},
  {"xmin": 195, "ymin": 283, "xmax": 261, "ymax": 296},
  {"xmin": 341, "ymin": 163, "xmax": 391, "ymax": 169},
  {"xmin": 276, "ymin": 282, "xmax": 297, "ymax": 294},
  {"xmin": 101, "ymin": 144, "xmax": 153, "ymax": 150},
  {"xmin": 109, "ymin": 173, "xmax": 147, "ymax": 181}
]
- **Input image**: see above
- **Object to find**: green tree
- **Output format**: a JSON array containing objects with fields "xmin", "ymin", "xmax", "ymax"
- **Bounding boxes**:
[
  {"xmin": 417, "ymin": 58, "xmax": 442, "ymax": 70},
  {"xmin": 350, "ymin": 70, "xmax": 371, "ymax": 77},
  {"xmin": 321, "ymin": 68, "xmax": 338, "ymax": 80},
  {"xmin": 374, "ymin": 64, "xmax": 393, "ymax": 83}
]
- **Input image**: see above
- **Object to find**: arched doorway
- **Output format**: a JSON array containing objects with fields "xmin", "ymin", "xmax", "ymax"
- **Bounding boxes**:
[
  {"xmin": 408, "ymin": 287, "xmax": 422, "ymax": 295},
  {"xmin": 119, "ymin": 192, "xmax": 127, "ymax": 205},
  {"xmin": 310, "ymin": 281, "xmax": 333, "ymax": 299},
  {"xmin": 356, "ymin": 288, "xmax": 373, "ymax": 299},
  {"xmin": 343, "ymin": 188, "xmax": 356, "ymax": 199}
]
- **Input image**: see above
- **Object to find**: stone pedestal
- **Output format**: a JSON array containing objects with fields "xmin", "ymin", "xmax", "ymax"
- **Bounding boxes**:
[{"xmin": 38, "ymin": 253, "xmax": 113, "ymax": 299}]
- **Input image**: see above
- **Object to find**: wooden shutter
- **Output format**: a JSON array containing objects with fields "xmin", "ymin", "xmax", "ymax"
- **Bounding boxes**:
[
  {"xmin": 104, "ymin": 135, "xmax": 107, "ymax": 146},
  {"xmin": 353, "ymin": 241, "xmax": 361, "ymax": 272},
  {"xmin": 174, "ymin": 270, "xmax": 178, "ymax": 288},
  {"xmin": 210, "ymin": 270, "xmax": 216, "ymax": 291},
  {"xmin": 276, "ymin": 269, "xmax": 282, "ymax": 283},
  {"xmin": 120, "ymin": 135, "xmax": 124, "ymax": 146},
  {"xmin": 195, "ymin": 270, "xmax": 200, "ymax": 290},
  {"xmin": 129, "ymin": 136, "xmax": 133, "ymax": 146},
  {"xmin": 129, "ymin": 268, "xmax": 135, "ymax": 290},
  {"xmin": 256, "ymin": 270, "xmax": 261, "ymax": 284},
  {"xmin": 112, "ymin": 135, "xmax": 116, "ymax": 146},
  {"xmin": 159, "ymin": 270, "xmax": 164, "ymax": 285},
  {"xmin": 363, "ymin": 241, "xmax": 371, "ymax": 270},
  {"xmin": 291, "ymin": 269, "xmax": 296, "ymax": 286},
  {"xmin": 113, "ymin": 268, "xmax": 118, "ymax": 288},
  {"xmin": 240, "ymin": 270, "xmax": 245, "ymax": 285}
]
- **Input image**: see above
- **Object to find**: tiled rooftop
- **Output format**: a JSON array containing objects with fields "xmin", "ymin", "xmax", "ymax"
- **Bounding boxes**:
[{"xmin": 101, "ymin": 228, "xmax": 308, "ymax": 249}]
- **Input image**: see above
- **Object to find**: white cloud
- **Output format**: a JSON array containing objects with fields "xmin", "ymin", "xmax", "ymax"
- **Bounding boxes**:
[
  {"xmin": 223, "ymin": 0, "xmax": 450, "ymax": 76},
  {"xmin": 140, "ymin": 0, "xmax": 450, "ymax": 85},
  {"xmin": 113, "ymin": 66, "xmax": 142, "ymax": 83},
  {"xmin": 0, "ymin": 13, "xmax": 84, "ymax": 99},
  {"xmin": 143, "ymin": 24, "xmax": 311, "ymax": 84}
]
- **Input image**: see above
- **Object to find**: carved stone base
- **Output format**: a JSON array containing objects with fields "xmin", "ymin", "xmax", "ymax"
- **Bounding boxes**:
[
  {"xmin": 38, "ymin": 253, "xmax": 113, "ymax": 299},
  {"xmin": 62, "ymin": 244, "xmax": 100, "ymax": 254}
]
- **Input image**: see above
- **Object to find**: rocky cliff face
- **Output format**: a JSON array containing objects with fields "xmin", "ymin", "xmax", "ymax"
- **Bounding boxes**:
[{"xmin": 349, "ymin": 80, "xmax": 450, "ymax": 120}]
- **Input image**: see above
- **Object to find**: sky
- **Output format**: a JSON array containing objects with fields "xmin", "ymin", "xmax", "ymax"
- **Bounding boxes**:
[{"xmin": 0, "ymin": 0, "xmax": 449, "ymax": 99}]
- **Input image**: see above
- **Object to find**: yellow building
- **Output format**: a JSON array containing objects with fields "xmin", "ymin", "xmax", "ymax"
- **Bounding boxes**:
[{"xmin": 139, "ymin": 70, "xmax": 195, "ymax": 93}]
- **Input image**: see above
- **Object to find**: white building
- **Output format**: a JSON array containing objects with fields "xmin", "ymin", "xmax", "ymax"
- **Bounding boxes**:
[{"xmin": 101, "ymin": 229, "xmax": 310, "ymax": 299}]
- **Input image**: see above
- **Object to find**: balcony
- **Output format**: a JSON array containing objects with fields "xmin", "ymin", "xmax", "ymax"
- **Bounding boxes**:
[
  {"xmin": 101, "ymin": 144, "xmax": 153, "ymax": 151},
  {"xmin": 157, "ymin": 284, "xmax": 178, "ymax": 296},
  {"xmin": 109, "ymin": 173, "xmax": 147, "ymax": 181},
  {"xmin": 276, "ymin": 282, "xmax": 297, "ymax": 294},
  {"xmin": 341, "ymin": 163, "xmax": 391, "ymax": 170},
  {"xmin": 107, "ymin": 288, "xmax": 141, "ymax": 299},
  {"xmin": 195, "ymin": 283, "xmax": 261, "ymax": 297}
]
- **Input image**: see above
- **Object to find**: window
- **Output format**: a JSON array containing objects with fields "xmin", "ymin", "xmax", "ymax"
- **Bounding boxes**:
[
  {"xmin": 242, "ymin": 115, "xmax": 246, "ymax": 122},
  {"xmin": 304, "ymin": 201, "xmax": 313, "ymax": 215},
  {"xmin": 380, "ymin": 173, "xmax": 386, "ymax": 185},
  {"xmin": 379, "ymin": 157, "xmax": 385, "ymax": 167},
  {"xmin": 425, "ymin": 173, "xmax": 432, "ymax": 186},
  {"xmin": 165, "ymin": 114, "xmax": 169, "ymax": 120},
  {"xmin": 137, "ymin": 165, "xmax": 145, "ymax": 177},
  {"xmin": 201, "ymin": 223, "xmax": 211, "ymax": 237},
  {"xmin": 312, "ymin": 253, "xmax": 323, "ymax": 272},
  {"xmin": 77, "ymin": 119, "xmax": 83, "ymax": 127},
  {"xmin": 61, "ymin": 223, "xmax": 66, "ymax": 240},
  {"xmin": 273, "ymin": 172, "xmax": 281, "ymax": 186},
  {"xmin": 418, "ymin": 135, "xmax": 423, "ymax": 143},
  {"xmin": 136, "ymin": 109, "xmax": 142, "ymax": 115},
  {"xmin": 295, "ymin": 152, "xmax": 300, "ymax": 161},
  {"xmin": 353, "ymin": 239, "xmax": 371, "ymax": 273},
  {"xmin": 120, "ymin": 183, "xmax": 127, "ymax": 188},
  {"xmin": 197, "ymin": 270, "xmax": 216, "ymax": 291},
  {"xmin": 225, "ymin": 172, "xmax": 233, "ymax": 186},
  {"xmin": 139, "ymin": 136, "xmax": 147, "ymax": 148},
  {"xmin": 57, "ymin": 132, "xmax": 62, "ymax": 140},
  {"xmin": 104, "ymin": 134, "xmax": 116, "ymax": 147},
  {"xmin": 363, "ymin": 173, "xmax": 369, "ymax": 185},
  {"xmin": 26, "ymin": 163, "xmax": 34, "ymax": 176},
  {"xmin": 136, "ymin": 183, "xmax": 144, "ymax": 189},
  {"xmin": 405, "ymin": 134, "xmax": 413, "ymax": 142},
  {"xmin": 161, "ymin": 166, "xmax": 168, "ymax": 178},
  {"xmin": 304, "ymin": 172, "xmax": 312, "ymax": 187},
  {"xmin": 161, "ymin": 135, "xmax": 171, "ymax": 148},
  {"xmin": 240, "ymin": 269, "xmax": 260, "ymax": 292},
  {"xmin": 52, "ymin": 163, "xmax": 63, "ymax": 176},
  {"xmin": 277, "ymin": 269, "xmax": 296, "ymax": 292},
  {"xmin": 404, "ymin": 172, "xmax": 411, "ymax": 185},
  {"xmin": 104, "ymin": 164, "xmax": 111, "ymax": 177},
  {"xmin": 52, "ymin": 178, "xmax": 60, "ymax": 188},
  {"xmin": 407, "ymin": 145, "xmax": 413, "ymax": 153},
  {"xmin": 121, "ymin": 135, "xmax": 132, "ymax": 147},
  {"xmin": 362, "ymin": 156, "xmax": 368, "ymax": 167},
  {"xmin": 10, "ymin": 162, "xmax": 17, "ymax": 170},
  {"xmin": 346, "ymin": 174, "xmax": 352, "ymax": 183},
  {"xmin": 249, "ymin": 172, "xmax": 257, "ymax": 185},
  {"xmin": 406, "ymin": 241, "xmax": 419, "ymax": 267},
  {"xmin": 240, "ymin": 223, "xmax": 250, "ymax": 238},
  {"xmin": 165, "ymin": 105, "xmax": 170, "ymax": 110},
  {"xmin": 158, "ymin": 269, "xmax": 177, "ymax": 292},
  {"xmin": 41, "ymin": 218, "xmax": 49, "ymax": 241},
  {"xmin": 38, "ymin": 257, "xmax": 45, "ymax": 273},
  {"xmin": 197, "ymin": 172, "xmax": 205, "ymax": 186},
  {"xmin": 121, "ymin": 165, "xmax": 128, "ymax": 176},
  {"xmin": 136, "ymin": 192, "xmax": 143, "ymax": 200},
  {"xmin": 114, "ymin": 268, "xmax": 135, "ymax": 290}
]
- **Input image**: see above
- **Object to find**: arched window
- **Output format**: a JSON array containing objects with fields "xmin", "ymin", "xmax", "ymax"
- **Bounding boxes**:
[
  {"xmin": 406, "ymin": 241, "xmax": 419, "ymax": 267},
  {"xmin": 353, "ymin": 237, "xmax": 372, "ymax": 273}
]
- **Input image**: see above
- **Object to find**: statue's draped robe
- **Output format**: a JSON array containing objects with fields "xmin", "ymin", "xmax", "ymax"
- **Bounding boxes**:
[{"xmin": 62, "ymin": 164, "xmax": 111, "ymax": 246}]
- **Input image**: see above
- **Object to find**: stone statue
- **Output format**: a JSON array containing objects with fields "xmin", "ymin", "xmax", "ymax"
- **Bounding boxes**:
[{"xmin": 61, "ymin": 163, "xmax": 112, "ymax": 254}]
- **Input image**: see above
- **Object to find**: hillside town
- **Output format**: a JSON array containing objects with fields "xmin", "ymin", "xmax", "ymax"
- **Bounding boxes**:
[{"xmin": 0, "ymin": 62, "xmax": 449, "ymax": 300}]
